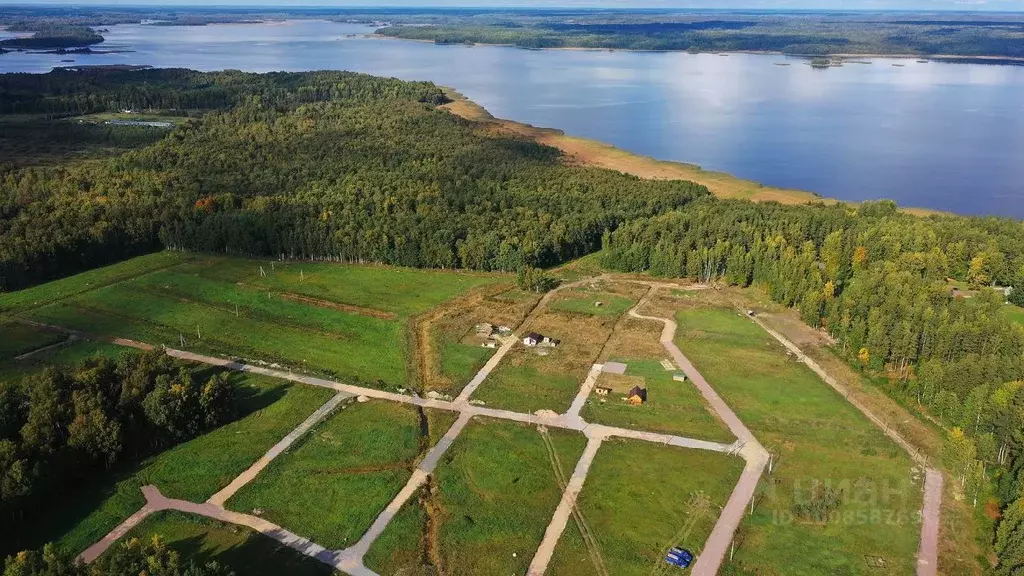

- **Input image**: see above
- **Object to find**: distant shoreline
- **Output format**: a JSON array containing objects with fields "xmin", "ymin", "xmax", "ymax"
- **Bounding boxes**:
[
  {"xmin": 439, "ymin": 88, "xmax": 944, "ymax": 217},
  {"xmin": 372, "ymin": 29, "xmax": 1024, "ymax": 66}
]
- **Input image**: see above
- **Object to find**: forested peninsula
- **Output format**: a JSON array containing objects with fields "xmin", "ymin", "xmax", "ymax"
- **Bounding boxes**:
[{"xmin": 2, "ymin": 68, "xmax": 1024, "ymax": 574}]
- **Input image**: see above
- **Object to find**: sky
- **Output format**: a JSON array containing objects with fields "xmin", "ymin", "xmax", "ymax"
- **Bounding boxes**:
[{"xmin": 2, "ymin": 0, "xmax": 1022, "ymax": 10}]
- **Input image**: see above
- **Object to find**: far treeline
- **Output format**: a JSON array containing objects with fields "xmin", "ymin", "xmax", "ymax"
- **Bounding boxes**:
[
  {"xmin": 2, "ymin": 68, "xmax": 1024, "ymax": 573},
  {"xmin": 375, "ymin": 11, "xmax": 1024, "ymax": 58}
]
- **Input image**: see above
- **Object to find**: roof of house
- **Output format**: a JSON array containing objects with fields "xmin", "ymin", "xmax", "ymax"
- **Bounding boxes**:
[
  {"xmin": 628, "ymin": 386, "xmax": 648, "ymax": 401},
  {"xmin": 524, "ymin": 332, "xmax": 543, "ymax": 341}
]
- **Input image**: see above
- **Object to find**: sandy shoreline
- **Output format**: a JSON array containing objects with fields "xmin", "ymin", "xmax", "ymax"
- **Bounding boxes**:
[{"xmin": 439, "ymin": 88, "xmax": 943, "ymax": 217}]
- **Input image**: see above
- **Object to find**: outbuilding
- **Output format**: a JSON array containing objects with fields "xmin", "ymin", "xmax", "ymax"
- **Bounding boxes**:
[{"xmin": 523, "ymin": 332, "xmax": 543, "ymax": 347}]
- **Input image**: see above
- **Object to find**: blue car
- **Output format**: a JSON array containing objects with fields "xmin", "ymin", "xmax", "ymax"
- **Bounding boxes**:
[{"xmin": 665, "ymin": 547, "xmax": 694, "ymax": 569}]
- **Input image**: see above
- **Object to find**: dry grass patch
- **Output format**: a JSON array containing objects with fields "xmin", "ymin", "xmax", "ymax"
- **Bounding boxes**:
[
  {"xmin": 472, "ymin": 309, "xmax": 617, "ymax": 414},
  {"xmin": 413, "ymin": 283, "xmax": 540, "ymax": 397},
  {"xmin": 598, "ymin": 315, "xmax": 667, "ymax": 362}
]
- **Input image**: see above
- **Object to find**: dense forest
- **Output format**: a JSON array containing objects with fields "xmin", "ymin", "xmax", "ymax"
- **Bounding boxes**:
[
  {"xmin": 0, "ymin": 24, "xmax": 104, "ymax": 50},
  {"xmin": 0, "ymin": 68, "xmax": 706, "ymax": 290},
  {"xmin": 602, "ymin": 198, "xmax": 1024, "ymax": 573},
  {"xmin": 0, "ymin": 350, "xmax": 235, "ymax": 553}
]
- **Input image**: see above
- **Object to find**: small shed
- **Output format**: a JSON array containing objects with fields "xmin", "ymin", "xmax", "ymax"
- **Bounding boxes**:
[
  {"xmin": 627, "ymin": 386, "xmax": 648, "ymax": 404},
  {"xmin": 595, "ymin": 385, "xmax": 613, "ymax": 396},
  {"xmin": 523, "ymin": 332, "xmax": 543, "ymax": 347},
  {"xmin": 673, "ymin": 372, "xmax": 687, "ymax": 383}
]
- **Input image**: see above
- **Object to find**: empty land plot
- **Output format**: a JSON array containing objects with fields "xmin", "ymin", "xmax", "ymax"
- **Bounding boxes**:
[
  {"xmin": 421, "ymin": 284, "xmax": 540, "ymax": 397},
  {"xmin": 548, "ymin": 439, "xmax": 744, "ymax": 575},
  {"xmin": 226, "ymin": 400, "xmax": 458, "ymax": 550},
  {"xmin": 549, "ymin": 291, "xmax": 633, "ymax": 317},
  {"xmin": 12, "ymin": 373, "xmax": 334, "ymax": 557},
  {"xmin": 582, "ymin": 359, "xmax": 734, "ymax": 443},
  {"xmin": 471, "ymin": 308, "xmax": 617, "ymax": 414},
  {"xmin": 0, "ymin": 321, "xmax": 65, "ymax": 359},
  {"xmin": 365, "ymin": 418, "xmax": 586, "ymax": 575},
  {"xmin": 172, "ymin": 256, "xmax": 504, "ymax": 319},
  {"xmin": 0, "ymin": 251, "xmax": 193, "ymax": 315},
  {"xmin": 674, "ymin": 306, "xmax": 922, "ymax": 576},
  {"xmin": 114, "ymin": 510, "xmax": 339, "ymax": 576},
  {"xmin": 5, "ymin": 254, "xmax": 508, "ymax": 390},
  {"xmin": 21, "ymin": 272, "xmax": 406, "ymax": 388}
]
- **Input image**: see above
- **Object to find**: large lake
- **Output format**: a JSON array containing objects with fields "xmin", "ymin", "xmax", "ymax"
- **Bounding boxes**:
[{"xmin": 3, "ymin": 20, "xmax": 1023, "ymax": 217}]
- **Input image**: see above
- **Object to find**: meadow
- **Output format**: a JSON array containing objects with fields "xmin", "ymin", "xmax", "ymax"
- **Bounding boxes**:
[
  {"xmin": 0, "ymin": 338, "xmax": 124, "ymax": 383},
  {"xmin": 365, "ymin": 417, "xmax": 586, "ymax": 575},
  {"xmin": 0, "ymin": 321, "xmax": 64, "ymax": 359},
  {"xmin": 115, "ymin": 510, "xmax": 338, "ymax": 576},
  {"xmin": 1, "ymin": 252, "xmax": 506, "ymax": 390},
  {"xmin": 226, "ymin": 400, "xmax": 458, "ymax": 550},
  {"xmin": 1005, "ymin": 304, "xmax": 1024, "ymax": 327},
  {"xmin": 582, "ymin": 359, "xmax": 734, "ymax": 443},
  {"xmin": 674, "ymin": 306, "xmax": 922, "ymax": 575},
  {"xmin": 13, "ymin": 373, "xmax": 334, "ymax": 556},
  {"xmin": 548, "ymin": 439, "xmax": 744, "ymax": 575}
]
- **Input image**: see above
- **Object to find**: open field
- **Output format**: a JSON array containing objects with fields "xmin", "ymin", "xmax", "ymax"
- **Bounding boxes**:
[
  {"xmin": 582, "ymin": 359, "xmax": 734, "ymax": 443},
  {"xmin": 674, "ymin": 306, "xmax": 922, "ymax": 575},
  {"xmin": 7, "ymin": 372, "xmax": 334, "ymax": 557},
  {"xmin": 0, "ymin": 321, "xmax": 64, "ymax": 359},
  {"xmin": 471, "ymin": 281, "xmax": 645, "ymax": 413},
  {"xmin": 365, "ymin": 417, "xmax": 586, "ymax": 575},
  {"xmin": 226, "ymin": 400, "xmax": 458, "ymax": 550},
  {"xmin": 548, "ymin": 438, "xmax": 744, "ymax": 575},
  {"xmin": 115, "ymin": 510, "xmax": 339, "ymax": 576},
  {"xmin": 2, "ymin": 252, "xmax": 506, "ymax": 390},
  {"xmin": 549, "ymin": 290, "xmax": 633, "ymax": 317}
]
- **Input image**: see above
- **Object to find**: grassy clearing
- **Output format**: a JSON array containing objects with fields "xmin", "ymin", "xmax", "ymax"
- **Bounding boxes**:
[
  {"xmin": 26, "ymin": 374, "xmax": 334, "ymax": 557},
  {"xmin": 582, "ymin": 359, "xmax": 734, "ymax": 443},
  {"xmin": 114, "ymin": 511, "xmax": 338, "ymax": 575},
  {"xmin": 365, "ymin": 418, "xmax": 586, "ymax": 575},
  {"xmin": 674, "ymin": 307, "xmax": 922, "ymax": 576},
  {"xmin": 549, "ymin": 292, "xmax": 633, "ymax": 317},
  {"xmin": 226, "ymin": 400, "xmax": 457, "ymax": 550},
  {"xmin": 549, "ymin": 439, "xmax": 744, "ymax": 575},
  {"xmin": 5, "ymin": 253, "xmax": 507, "ymax": 390},
  {"xmin": 0, "ymin": 251, "xmax": 193, "ymax": 316},
  {"xmin": 173, "ymin": 256, "xmax": 503, "ymax": 319},
  {"xmin": 0, "ymin": 321, "xmax": 64, "ymax": 359},
  {"xmin": 24, "ymin": 271, "xmax": 406, "ymax": 387}
]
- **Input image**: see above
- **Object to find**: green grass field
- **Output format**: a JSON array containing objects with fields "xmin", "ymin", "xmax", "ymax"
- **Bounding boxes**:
[
  {"xmin": 172, "ymin": 256, "xmax": 502, "ymax": 319},
  {"xmin": 0, "ymin": 321, "xmax": 64, "ymax": 360},
  {"xmin": 549, "ymin": 439, "xmax": 744, "ymax": 575},
  {"xmin": 582, "ymin": 359, "xmax": 734, "ymax": 443},
  {"xmin": 365, "ymin": 418, "xmax": 586, "ymax": 575},
  {"xmin": 440, "ymin": 341, "xmax": 495, "ymax": 392},
  {"xmin": 2, "ymin": 253, "xmax": 505, "ymax": 390},
  {"xmin": 114, "ymin": 511, "xmax": 338, "ymax": 575},
  {"xmin": 0, "ymin": 251, "xmax": 193, "ymax": 316},
  {"xmin": 15, "ymin": 374, "xmax": 335, "ymax": 557},
  {"xmin": 675, "ymin": 307, "xmax": 922, "ymax": 576},
  {"xmin": 226, "ymin": 400, "xmax": 458, "ymax": 550},
  {"xmin": 550, "ymin": 292, "xmax": 634, "ymax": 317}
]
